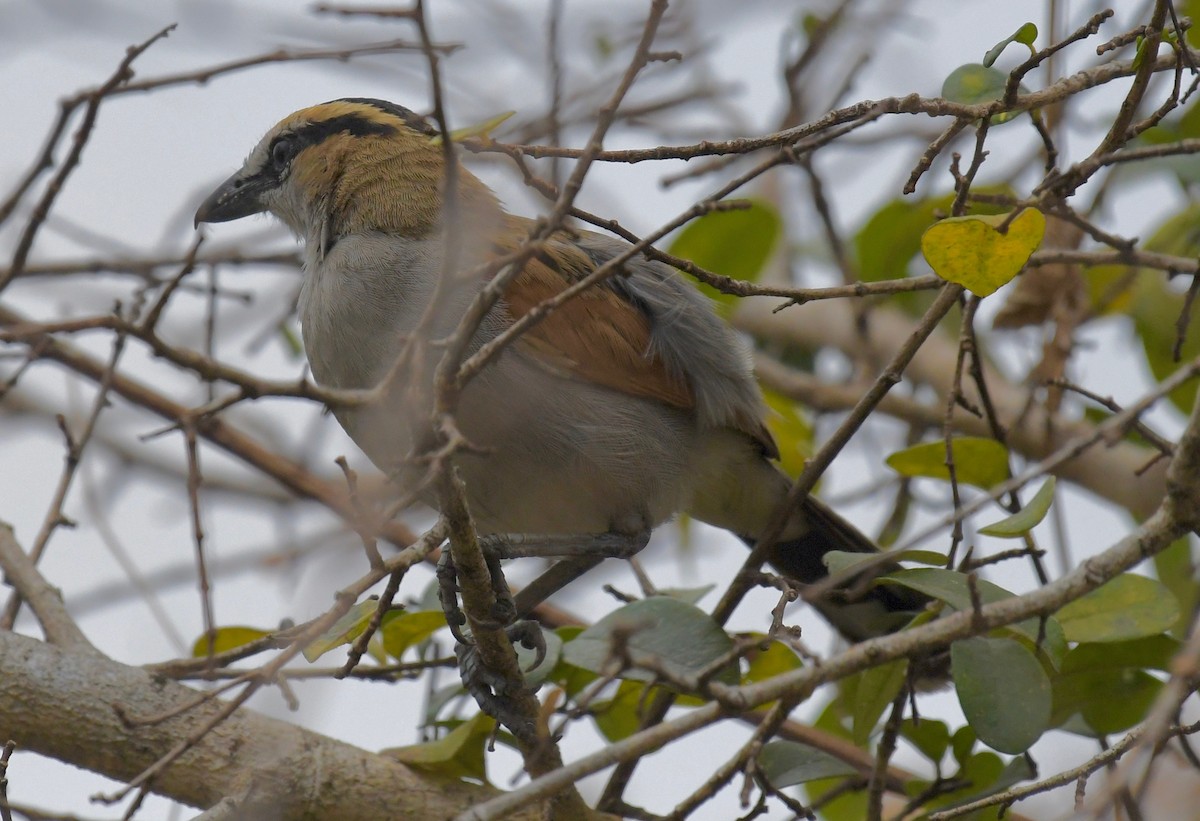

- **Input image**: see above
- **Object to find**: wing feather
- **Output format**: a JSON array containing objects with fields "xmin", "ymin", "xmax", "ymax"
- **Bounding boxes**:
[
  {"xmin": 492, "ymin": 217, "xmax": 778, "ymax": 458},
  {"xmin": 499, "ymin": 235, "xmax": 694, "ymax": 410}
]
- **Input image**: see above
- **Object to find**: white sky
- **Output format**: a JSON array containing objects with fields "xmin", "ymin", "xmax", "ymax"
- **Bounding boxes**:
[{"xmin": 0, "ymin": 1, "xmax": 1191, "ymax": 818}]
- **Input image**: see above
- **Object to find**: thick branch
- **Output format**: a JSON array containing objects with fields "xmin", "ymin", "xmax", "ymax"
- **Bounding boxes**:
[{"xmin": 0, "ymin": 631, "xmax": 540, "ymax": 819}]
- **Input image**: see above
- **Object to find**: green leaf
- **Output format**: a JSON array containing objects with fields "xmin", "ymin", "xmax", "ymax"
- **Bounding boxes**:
[
  {"xmin": 1134, "ymin": 273, "xmax": 1200, "ymax": 415},
  {"xmin": 303, "ymin": 598, "xmax": 379, "ymax": 663},
  {"xmin": 921, "ymin": 753, "xmax": 1034, "ymax": 815},
  {"xmin": 951, "ymin": 725, "xmax": 977, "ymax": 766},
  {"xmin": 800, "ymin": 12, "xmax": 824, "ymax": 39},
  {"xmin": 881, "ymin": 568, "xmax": 1065, "ymax": 651},
  {"xmin": 896, "ymin": 549, "xmax": 952, "ymax": 566},
  {"xmin": 563, "ymin": 596, "xmax": 738, "ymax": 686},
  {"xmin": 922, "ymin": 209, "xmax": 1046, "ymax": 297},
  {"xmin": 942, "ymin": 63, "xmax": 1006, "ymax": 104},
  {"xmin": 1084, "ymin": 263, "xmax": 1138, "ymax": 316},
  {"xmin": 379, "ymin": 610, "xmax": 448, "ymax": 660},
  {"xmin": 1052, "ymin": 636, "xmax": 1178, "ymax": 734},
  {"xmin": 1011, "ymin": 628, "xmax": 1068, "ymax": 673},
  {"xmin": 1133, "ymin": 205, "xmax": 1200, "ymax": 414},
  {"xmin": 1056, "ymin": 668, "xmax": 1162, "ymax": 736},
  {"xmin": 758, "ymin": 741, "xmax": 858, "ymax": 788},
  {"xmin": 855, "ymin": 199, "xmax": 940, "ymax": 283},
  {"xmin": 989, "ymin": 753, "xmax": 1037, "ymax": 793},
  {"xmin": 592, "ymin": 680, "xmax": 651, "ymax": 742},
  {"xmin": 668, "ymin": 199, "xmax": 782, "ymax": 312},
  {"xmin": 854, "ymin": 189, "xmax": 1016, "ymax": 286},
  {"xmin": 1064, "ymin": 634, "xmax": 1181, "ymax": 673},
  {"xmin": 941, "ymin": 64, "xmax": 1026, "ymax": 124},
  {"xmin": 824, "ymin": 549, "xmax": 945, "ymax": 577},
  {"xmin": 983, "ymin": 22, "xmax": 1039, "ymax": 66},
  {"xmin": 979, "ymin": 477, "xmax": 1056, "ymax": 537},
  {"xmin": 191, "ymin": 625, "xmax": 272, "ymax": 658},
  {"xmin": 952, "ymin": 637, "xmax": 1051, "ymax": 753},
  {"xmin": 1155, "ymin": 538, "xmax": 1197, "ymax": 635},
  {"xmin": 949, "ymin": 750, "xmax": 1007, "ymax": 801},
  {"xmin": 804, "ymin": 699, "xmax": 867, "ymax": 821},
  {"xmin": 823, "ymin": 550, "xmax": 878, "ymax": 576},
  {"xmin": 1013, "ymin": 22, "xmax": 1039, "ymax": 46},
  {"xmin": 851, "ymin": 659, "xmax": 908, "ymax": 745},
  {"xmin": 549, "ymin": 659, "xmax": 598, "ymax": 699},
  {"xmin": 885, "ymin": 437, "xmax": 1010, "ymax": 488},
  {"xmin": 383, "ymin": 712, "xmax": 493, "ymax": 782},
  {"xmin": 900, "ymin": 718, "xmax": 950, "ymax": 763},
  {"xmin": 742, "ymin": 636, "xmax": 803, "ymax": 684},
  {"xmin": 1132, "ymin": 33, "xmax": 1152, "ymax": 71},
  {"xmin": 1188, "ymin": 0, "xmax": 1200, "ymax": 48},
  {"xmin": 805, "ymin": 778, "xmax": 868, "ymax": 821},
  {"xmin": 1057, "ymin": 574, "xmax": 1180, "ymax": 643}
]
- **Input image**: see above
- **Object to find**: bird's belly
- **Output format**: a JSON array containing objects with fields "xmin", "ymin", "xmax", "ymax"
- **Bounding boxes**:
[
  {"xmin": 341, "ymin": 352, "xmax": 694, "ymax": 536},
  {"xmin": 454, "ymin": 355, "xmax": 697, "ymax": 535}
]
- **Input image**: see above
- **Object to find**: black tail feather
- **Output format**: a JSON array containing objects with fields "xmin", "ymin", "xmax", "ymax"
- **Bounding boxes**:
[{"xmin": 742, "ymin": 495, "xmax": 932, "ymax": 644}]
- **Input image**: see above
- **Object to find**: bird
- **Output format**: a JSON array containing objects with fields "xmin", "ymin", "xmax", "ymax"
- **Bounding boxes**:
[{"xmin": 193, "ymin": 97, "xmax": 928, "ymax": 659}]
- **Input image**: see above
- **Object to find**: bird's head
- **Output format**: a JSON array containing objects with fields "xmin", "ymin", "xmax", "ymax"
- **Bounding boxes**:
[{"xmin": 194, "ymin": 98, "xmax": 499, "ymax": 246}]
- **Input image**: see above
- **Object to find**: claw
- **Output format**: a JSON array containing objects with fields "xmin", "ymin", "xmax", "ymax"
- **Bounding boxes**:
[
  {"xmin": 481, "ymin": 536, "xmax": 517, "ymax": 625},
  {"xmin": 436, "ymin": 550, "xmax": 472, "ymax": 646},
  {"xmin": 507, "ymin": 620, "xmax": 546, "ymax": 671},
  {"xmin": 442, "ymin": 539, "xmax": 539, "ymax": 736},
  {"xmin": 441, "ymin": 530, "xmax": 651, "ymax": 738},
  {"xmin": 456, "ymin": 642, "xmax": 510, "ymax": 697},
  {"xmin": 455, "ymin": 642, "xmax": 536, "ymax": 739}
]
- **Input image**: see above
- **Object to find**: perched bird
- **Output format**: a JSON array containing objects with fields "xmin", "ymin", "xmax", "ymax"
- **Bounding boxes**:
[{"xmin": 194, "ymin": 98, "xmax": 927, "ymax": 647}]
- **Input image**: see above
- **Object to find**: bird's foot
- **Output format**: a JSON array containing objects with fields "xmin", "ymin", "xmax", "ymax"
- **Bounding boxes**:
[{"xmin": 438, "ymin": 542, "xmax": 547, "ymax": 732}]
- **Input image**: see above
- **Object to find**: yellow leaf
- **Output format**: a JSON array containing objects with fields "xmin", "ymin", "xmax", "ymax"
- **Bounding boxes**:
[
  {"xmin": 383, "ymin": 712, "xmax": 494, "ymax": 782},
  {"xmin": 191, "ymin": 625, "xmax": 271, "ymax": 657},
  {"xmin": 762, "ymin": 388, "xmax": 813, "ymax": 478},
  {"xmin": 593, "ymin": 680, "xmax": 651, "ymax": 741},
  {"xmin": 921, "ymin": 208, "xmax": 1046, "ymax": 297},
  {"xmin": 303, "ymin": 598, "xmax": 379, "ymax": 663},
  {"xmin": 886, "ymin": 437, "xmax": 1010, "ymax": 489},
  {"xmin": 379, "ymin": 610, "xmax": 448, "ymax": 660}
]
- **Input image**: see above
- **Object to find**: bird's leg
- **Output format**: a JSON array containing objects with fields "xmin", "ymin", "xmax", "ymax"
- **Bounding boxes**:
[
  {"xmin": 435, "ymin": 535, "xmax": 551, "ymax": 668},
  {"xmin": 435, "ymin": 547, "xmax": 472, "ymax": 646},
  {"xmin": 439, "ymin": 529, "xmax": 651, "ymax": 714},
  {"xmin": 437, "ymin": 543, "xmax": 542, "ymax": 724},
  {"xmin": 506, "ymin": 530, "xmax": 652, "ymax": 616}
]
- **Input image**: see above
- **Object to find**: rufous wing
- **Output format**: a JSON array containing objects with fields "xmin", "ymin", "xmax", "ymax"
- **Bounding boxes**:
[
  {"xmin": 494, "ymin": 221, "xmax": 779, "ymax": 459},
  {"xmin": 493, "ymin": 219, "xmax": 693, "ymax": 411}
]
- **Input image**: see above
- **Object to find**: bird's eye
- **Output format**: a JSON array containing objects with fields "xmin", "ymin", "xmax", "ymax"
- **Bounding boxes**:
[{"xmin": 270, "ymin": 136, "xmax": 297, "ymax": 170}]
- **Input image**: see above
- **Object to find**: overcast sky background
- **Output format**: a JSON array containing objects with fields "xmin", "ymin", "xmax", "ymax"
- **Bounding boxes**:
[{"xmin": 0, "ymin": 1, "xmax": 1191, "ymax": 818}]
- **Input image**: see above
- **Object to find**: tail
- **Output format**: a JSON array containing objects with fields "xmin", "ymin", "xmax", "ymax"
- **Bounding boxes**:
[
  {"xmin": 685, "ymin": 429, "xmax": 932, "ymax": 647},
  {"xmin": 744, "ymin": 494, "xmax": 931, "ymax": 644}
]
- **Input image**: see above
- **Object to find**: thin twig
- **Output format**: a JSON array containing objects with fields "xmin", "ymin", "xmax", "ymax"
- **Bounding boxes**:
[{"xmin": 1, "ymin": 25, "xmax": 176, "ymax": 292}]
